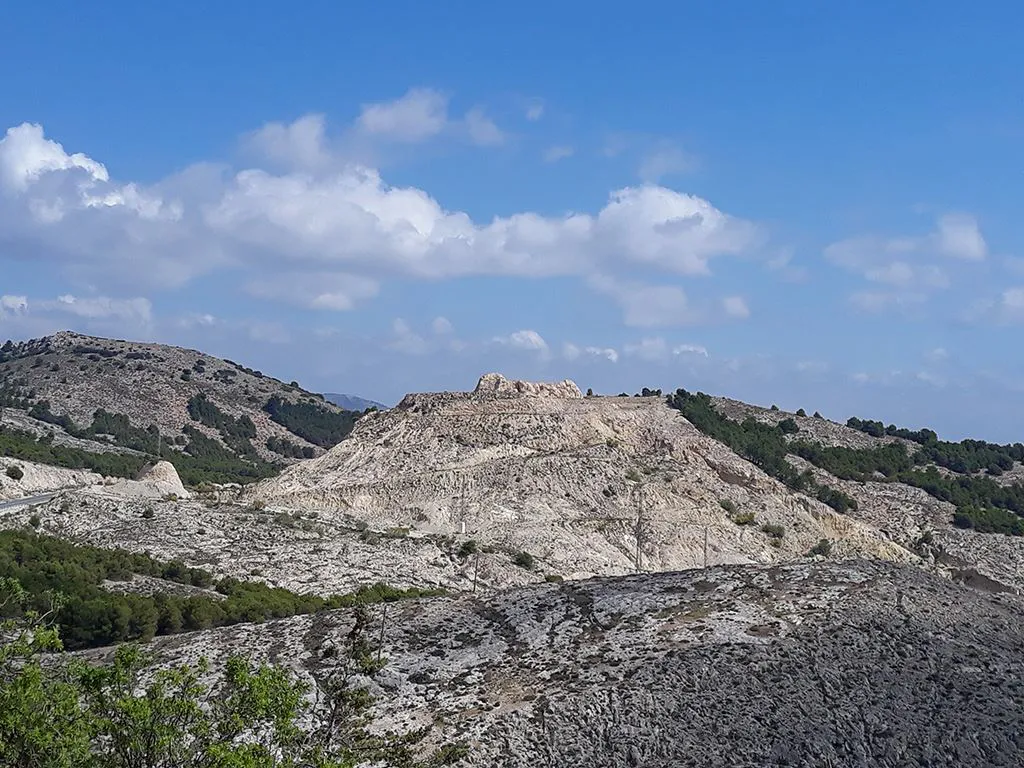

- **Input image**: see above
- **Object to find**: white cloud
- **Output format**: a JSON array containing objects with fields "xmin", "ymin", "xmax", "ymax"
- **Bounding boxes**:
[
  {"xmin": 244, "ymin": 114, "xmax": 331, "ymax": 171},
  {"xmin": 493, "ymin": 329, "xmax": 549, "ymax": 354},
  {"xmin": 525, "ymin": 101, "xmax": 545, "ymax": 121},
  {"xmin": 624, "ymin": 337, "xmax": 669, "ymax": 363},
  {"xmin": 0, "ymin": 123, "xmax": 108, "ymax": 191},
  {"xmin": 637, "ymin": 144, "xmax": 694, "ymax": 182},
  {"xmin": 936, "ymin": 213, "xmax": 986, "ymax": 260},
  {"xmin": 673, "ymin": 343, "xmax": 708, "ymax": 357},
  {"xmin": 562, "ymin": 342, "xmax": 618, "ymax": 363},
  {"xmin": 925, "ymin": 347, "xmax": 948, "ymax": 363},
  {"xmin": 0, "ymin": 295, "xmax": 28, "ymax": 315},
  {"xmin": 44, "ymin": 294, "xmax": 152, "ymax": 323},
  {"xmin": 356, "ymin": 88, "xmax": 449, "ymax": 143},
  {"xmin": 388, "ymin": 318, "xmax": 428, "ymax": 355},
  {"xmin": 0, "ymin": 118, "xmax": 762, "ymax": 313},
  {"xmin": 721, "ymin": 296, "xmax": 750, "ymax": 319},
  {"xmin": 244, "ymin": 272, "xmax": 379, "ymax": 311},
  {"xmin": 589, "ymin": 276, "xmax": 696, "ymax": 327},
  {"xmin": 542, "ymin": 145, "xmax": 574, "ymax": 163},
  {"xmin": 431, "ymin": 316, "xmax": 453, "ymax": 335},
  {"xmin": 464, "ymin": 108, "xmax": 505, "ymax": 147}
]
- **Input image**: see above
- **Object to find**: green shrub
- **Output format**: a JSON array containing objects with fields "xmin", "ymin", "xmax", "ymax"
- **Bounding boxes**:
[
  {"xmin": 457, "ymin": 539, "xmax": 479, "ymax": 558},
  {"xmin": 625, "ymin": 468, "xmax": 643, "ymax": 482},
  {"xmin": 27, "ymin": 514, "xmax": 40, "ymax": 529},
  {"xmin": 807, "ymin": 538, "xmax": 832, "ymax": 557},
  {"xmin": 730, "ymin": 510, "xmax": 756, "ymax": 526},
  {"xmin": 719, "ymin": 498, "xmax": 737, "ymax": 514},
  {"xmin": 142, "ymin": 507, "xmax": 155, "ymax": 520},
  {"xmin": 512, "ymin": 551, "xmax": 535, "ymax": 570},
  {"xmin": 544, "ymin": 574, "xmax": 564, "ymax": 583},
  {"xmin": 5, "ymin": 465, "xmax": 23, "ymax": 480},
  {"xmin": 796, "ymin": 408, "xmax": 807, "ymax": 417},
  {"xmin": 761, "ymin": 523, "xmax": 785, "ymax": 539}
]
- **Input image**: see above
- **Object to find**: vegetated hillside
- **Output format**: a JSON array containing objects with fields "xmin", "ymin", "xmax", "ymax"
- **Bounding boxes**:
[
  {"xmin": 324, "ymin": 392, "xmax": 388, "ymax": 411},
  {"xmin": 677, "ymin": 389, "xmax": 1024, "ymax": 591},
  {"xmin": 246, "ymin": 373, "xmax": 911, "ymax": 587},
  {"xmin": 94, "ymin": 559, "xmax": 1024, "ymax": 767},
  {"xmin": 0, "ymin": 332, "xmax": 360, "ymax": 485}
]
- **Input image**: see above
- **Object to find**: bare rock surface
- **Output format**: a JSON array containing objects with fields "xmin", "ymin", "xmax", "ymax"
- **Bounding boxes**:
[
  {"xmin": 0, "ymin": 456, "xmax": 103, "ymax": 500},
  {"xmin": 90, "ymin": 560, "xmax": 1024, "ymax": 767},
  {"xmin": 247, "ymin": 379, "xmax": 914, "ymax": 588}
]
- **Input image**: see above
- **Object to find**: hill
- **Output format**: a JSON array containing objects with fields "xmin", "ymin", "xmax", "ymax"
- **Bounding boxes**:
[
  {"xmin": 89, "ymin": 559, "xmax": 1024, "ymax": 767},
  {"xmin": 0, "ymin": 332, "xmax": 360, "ymax": 485},
  {"xmin": 324, "ymin": 392, "xmax": 388, "ymax": 411}
]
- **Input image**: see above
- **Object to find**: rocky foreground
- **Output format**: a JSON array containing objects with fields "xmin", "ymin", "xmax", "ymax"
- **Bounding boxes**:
[{"xmin": 100, "ymin": 560, "xmax": 1024, "ymax": 767}]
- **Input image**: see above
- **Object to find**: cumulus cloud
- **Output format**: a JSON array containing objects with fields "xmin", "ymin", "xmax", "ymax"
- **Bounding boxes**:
[
  {"xmin": 525, "ymin": 100, "xmax": 544, "ymax": 121},
  {"xmin": 0, "ymin": 295, "xmax": 28, "ymax": 315},
  {"xmin": 624, "ymin": 337, "xmax": 669, "ymax": 363},
  {"xmin": 0, "ymin": 118, "xmax": 762, "ymax": 321},
  {"xmin": 356, "ymin": 88, "xmax": 449, "ymax": 142},
  {"xmin": 493, "ymin": 329, "xmax": 549, "ymax": 354}
]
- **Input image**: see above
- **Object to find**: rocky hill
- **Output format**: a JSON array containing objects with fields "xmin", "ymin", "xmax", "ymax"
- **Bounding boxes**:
[
  {"xmin": 240, "ymin": 373, "xmax": 912, "ymax": 589},
  {"xmin": 90, "ymin": 559, "xmax": 1024, "ymax": 767},
  {"xmin": 0, "ymin": 332, "xmax": 359, "ymax": 484}
]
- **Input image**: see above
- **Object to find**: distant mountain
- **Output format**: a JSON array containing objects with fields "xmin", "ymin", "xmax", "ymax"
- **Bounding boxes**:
[
  {"xmin": 323, "ymin": 393, "xmax": 387, "ymax": 412},
  {"xmin": 0, "ymin": 331, "xmax": 361, "ymax": 485}
]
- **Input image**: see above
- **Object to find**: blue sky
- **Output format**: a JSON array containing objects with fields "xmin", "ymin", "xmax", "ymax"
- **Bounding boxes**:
[{"xmin": 2, "ymin": 2, "xmax": 1023, "ymax": 440}]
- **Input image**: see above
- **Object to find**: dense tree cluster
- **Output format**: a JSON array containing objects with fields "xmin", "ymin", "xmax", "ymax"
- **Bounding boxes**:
[
  {"xmin": 666, "ymin": 390, "xmax": 859, "ymax": 514},
  {"xmin": 0, "ymin": 578, "xmax": 467, "ymax": 767},
  {"xmin": 266, "ymin": 436, "xmax": 316, "ymax": 459},
  {"xmin": 0, "ymin": 426, "xmax": 148, "ymax": 478},
  {"xmin": 263, "ymin": 396, "xmax": 359, "ymax": 448},
  {"xmin": 0, "ymin": 531, "xmax": 444, "ymax": 651},
  {"xmin": 187, "ymin": 393, "xmax": 257, "ymax": 442},
  {"xmin": 847, "ymin": 416, "xmax": 1024, "ymax": 475},
  {"xmin": 667, "ymin": 390, "xmax": 1024, "ymax": 535}
]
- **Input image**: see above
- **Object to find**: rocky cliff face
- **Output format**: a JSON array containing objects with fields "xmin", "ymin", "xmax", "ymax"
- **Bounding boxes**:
[{"xmin": 95, "ymin": 560, "xmax": 1024, "ymax": 767}]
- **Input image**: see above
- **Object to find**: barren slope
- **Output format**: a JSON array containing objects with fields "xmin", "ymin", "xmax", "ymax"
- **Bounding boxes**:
[
  {"xmin": 94, "ymin": 560, "xmax": 1024, "ymax": 767},
  {"xmin": 246, "ymin": 375, "xmax": 912, "ymax": 587}
]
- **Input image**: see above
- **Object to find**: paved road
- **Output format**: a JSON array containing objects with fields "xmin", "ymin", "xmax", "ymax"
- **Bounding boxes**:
[{"xmin": 0, "ymin": 493, "xmax": 56, "ymax": 511}]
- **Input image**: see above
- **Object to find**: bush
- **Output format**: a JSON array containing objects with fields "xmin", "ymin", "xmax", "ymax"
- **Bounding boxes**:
[
  {"xmin": 5, "ymin": 465, "xmax": 23, "ymax": 480},
  {"xmin": 142, "ymin": 507, "xmax": 155, "ymax": 520},
  {"xmin": 544, "ymin": 574, "xmax": 564, "ymax": 583},
  {"xmin": 778, "ymin": 418, "xmax": 799, "ymax": 435},
  {"xmin": 457, "ymin": 540, "xmax": 479, "ymax": 558},
  {"xmin": 512, "ymin": 551, "xmax": 535, "ymax": 570},
  {"xmin": 761, "ymin": 523, "xmax": 785, "ymax": 539},
  {"xmin": 27, "ymin": 514, "xmax": 40, "ymax": 529},
  {"xmin": 796, "ymin": 408, "xmax": 807, "ymax": 417},
  {"xmin": 719, "ymin": 499, "xmax": 737, "ymax": 514},
  {"xmin": 625, "ymin": 468, "xmax": 643, "ymax": 482},
  {"xmin": 807, "ymin": 538, "xmax": 832, "ymax": 557},
  {"xmin": 730, "ymin": 510, "xmax": 756, "ymax": 526}
]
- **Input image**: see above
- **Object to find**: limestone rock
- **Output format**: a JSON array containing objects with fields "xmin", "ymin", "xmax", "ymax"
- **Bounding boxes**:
[{"xmin": 473, "ymin": 372, "xmax": 584, "ymax": 399}]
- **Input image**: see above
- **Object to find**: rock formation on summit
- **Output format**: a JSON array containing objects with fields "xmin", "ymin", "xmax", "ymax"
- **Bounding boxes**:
[{"xmin": 473, "ymin": 372, "xmax": 584, "ymax": 399}]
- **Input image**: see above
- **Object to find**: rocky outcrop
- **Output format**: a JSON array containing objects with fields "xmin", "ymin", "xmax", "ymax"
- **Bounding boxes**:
[
  {"xmin": 473, "ymin": 372, "xmax": 583, "ymax": 399},
  {"xmin": 245, "ymin": 378, "xmax": 913, "ymax": 590},
  {"xmin": 93, "ymin": 560, "xmax": 1024, "ymax": 767}
]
